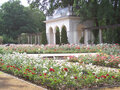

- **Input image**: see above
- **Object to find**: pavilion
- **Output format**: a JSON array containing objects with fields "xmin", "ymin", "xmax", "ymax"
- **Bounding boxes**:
[{"xmin": 44, "ymin": 6, "xmax": 102, "ymax": 45}]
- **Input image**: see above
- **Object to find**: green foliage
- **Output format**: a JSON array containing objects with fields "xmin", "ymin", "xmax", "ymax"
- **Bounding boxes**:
[
  {"xmin": 0, "ymin": 36, "xmax": 3, "ymax": 44},
  {"xmin": 41, "ymin": 31, "xmax": 48, "ymax": 45},
  {"xmin": 80, "ymin": 36, "xmax": 84, "ymax": 44},
  {"xmin": 56, "ymin": 28, "xmax": 60, "ymax": 44},
  {"xmin": 61, "ymin": 27, "xmax": 68, "ymax": 44},
  {"xmin": 0, "ymin": 0, "xmax": 45, "ymax": 44},
  {"xmin": 2, "ymin": 34, "xmax": 17, "ymax": 44}
]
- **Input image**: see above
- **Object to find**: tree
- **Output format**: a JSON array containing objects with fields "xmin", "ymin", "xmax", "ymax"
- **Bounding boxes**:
[
  {"xmin": 0, "ymin": 0, "xmax": 45, "ymax": 43},
  {"xmin": 61, "ymin": 27, "xmax": 68, "ymax": 44},
  {"xmin": 56, "ymin": 28, "xmax": 60, "ymax": 44},
  {"xmin": 1, "ymin": 0, "xmax": 27, "ymax": 39},
  {"xmin": 41, "ymin": 31, "xmax": 48, "ymax": 45},
  {"xmin": 24, "ymin": 7, "xmax": 45, "ymax": 32},
  {"xmin": 28, "ymin": 0, "xmax": 74, "ymax": 15},
  {"xmin": 0, "ymin": 9, "xmax": 4, "ymax": 35}
]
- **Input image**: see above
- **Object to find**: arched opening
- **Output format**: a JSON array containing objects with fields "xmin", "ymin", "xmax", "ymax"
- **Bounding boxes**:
[
  {"xmin": 55, "ymin": 26, "xmax": 60, "ymax": 44},
  {"xmin": 61, "ymin": 25, "xmax": 68, "ymax": 44},
  {"xmin": 49, "ymin": 27, "xmax": 54, "ymax": 44}
]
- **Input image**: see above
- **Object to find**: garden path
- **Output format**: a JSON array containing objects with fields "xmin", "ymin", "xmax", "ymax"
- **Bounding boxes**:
[
  {"xmin": 27, "ymin": 53, "xmax": 98, "ymax": 59},
  {"xmin": 0, "ymin": 71, "xmax": 46, "ymax": 90}
]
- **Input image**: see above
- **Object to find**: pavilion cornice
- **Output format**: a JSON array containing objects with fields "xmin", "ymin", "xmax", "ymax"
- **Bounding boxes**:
[{"xmin": 44, "ymin": 16, "xmax": 80, "ymax": 23}]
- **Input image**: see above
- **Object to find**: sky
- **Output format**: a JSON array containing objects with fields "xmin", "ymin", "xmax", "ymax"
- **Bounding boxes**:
[{"xmin": 0, "ymin": 0, "xmax": 29, "ymax": 6}]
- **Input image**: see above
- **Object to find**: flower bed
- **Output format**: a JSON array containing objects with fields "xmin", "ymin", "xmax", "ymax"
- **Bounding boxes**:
[
  {"xmin": 0, "ymin": 44, "xmax": 120, "ymax": 54},
  {"xmin": 67, "ymin": 54, "xmax": 120, "ymax": 68},
  {"xmin": 0, "ymin": 53, "xmax": 120, "ymax": 89},
  {"xmin": 0, "ymin": 44, "xmax": 98, "ymax": 54}
]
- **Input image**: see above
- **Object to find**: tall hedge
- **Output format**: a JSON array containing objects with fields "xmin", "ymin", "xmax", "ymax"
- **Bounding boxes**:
[
  {"xmin": 61, "ymin": 27, "xmax": 68, "ymax": 44},
  {"xmin": 41, "ymin": 31, "xmax": 48, "ymax": 45},
  {"xmin": 0, "ymin": 36, "xmax": 3, "ymax": 44},
  {"xmin": 56, "ymin": 28, "xmax": 60, "ymax": 44}
]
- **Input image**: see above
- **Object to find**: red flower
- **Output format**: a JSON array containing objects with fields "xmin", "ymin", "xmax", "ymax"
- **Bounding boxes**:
[
  {"xmin": 29, "ymin": 70, "xmax": 31, "ymax": 72},
  {"xmin": 98, "ymin": 77, "xmax": 100, "ymax": 79},
  {"xmin": 74, "ymin": 76, "xmax": 77, "ymax": 79},
  {"xmin": 106, "ymin": 74, "xmax": 109, "ymax": 76},
  {"xmin": 93, "ymin": 73, "xmax": 95, "ymax": 75},
  {"xmin": 40, "ymin": 74, "xmax": 42, "ymax": 76},
  {"xmin": 44, "ymin": 73, "xmax": 47, "ymax": 76},
  {"xmin": 75, "ymin": 47, "xmax": 80, "ymax": 49},
  {"xmin": 112, "ymin": 76, "xmax": 115, "ymax": 79},
  {"xmin": 33, "ymin": 68, "xmax": 36, "ymax": 71},
  {"xmin": 103, "ymin": 76, "xmax": 106, "ymax": 78},
  {"xmin": 95, "ymin": 76, "xmax": 97, "ymax": 78},
  {"xmin": 26, "ymin": 69, "xmax": 29, "ymax": 71},
  {"xmin": 64, "ymin": 68, "xmax": 68, "ymax": 72},
  {"xmin": 24, "ymin": 72, "xmax": 27, "ymax": 74},
  {"xmin": 101, "ymin": 75, "xmax": 104, "ymax": 78},
  {"xmin": 10, "ymin": 68, "xmax": 12, "ymax": 70},
  {"xmin": 32, "ymin": 72, "xmax": 35, "ymax": 75},
  {"xmin": 7, "ymin": 65, "xmax": 9, "ymax": 68},
  {"xmin": 17, "ymin": 68, "xmax": 20, "ymax": 71},
  {"xmin": 49, "ymin": 68, "xmax": 55, "ymax": 72},
  {"xmin": 13, "ymin": 66, "xmax": 16, "ymax": 69}
]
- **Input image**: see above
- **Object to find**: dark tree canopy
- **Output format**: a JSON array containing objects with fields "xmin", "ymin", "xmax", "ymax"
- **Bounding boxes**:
[{"xmin": 0, "ymin": 0, "xmax": 45, "ymax": 42}]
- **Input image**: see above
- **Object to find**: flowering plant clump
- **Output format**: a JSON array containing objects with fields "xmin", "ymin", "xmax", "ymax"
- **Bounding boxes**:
[
  {"xmin": 0, "ymin": 44, "xmax": 99, "ymax": 54},
  {"xmin": 67, "ymin": 56, "xmax": 79, "ymax": 62},
  {"xmin": 0, "ymin": 44, "xmax": 120, "ymax": 55},
  {"xmin": 0, "ymin": 53, "xmax": 120, "ymax": 89},
  {"xmin": 78, "ymin": 54, "xmax": 120, "ymax": 68}
]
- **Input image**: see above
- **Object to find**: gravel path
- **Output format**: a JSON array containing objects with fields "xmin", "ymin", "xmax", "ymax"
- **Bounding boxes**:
[{"xmin": 0, "ymin": 71, "xmax": 46, "ymax": 90}]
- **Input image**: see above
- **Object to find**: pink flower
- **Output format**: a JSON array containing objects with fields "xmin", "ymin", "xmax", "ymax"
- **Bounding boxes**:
[{"xmin": 106, "ymin": 74, "xmax": 109, "ymax": 76}]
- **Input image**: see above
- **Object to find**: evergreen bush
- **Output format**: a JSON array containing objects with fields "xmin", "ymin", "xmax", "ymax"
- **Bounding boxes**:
[
  {"xmin": 61, "ymin": 27, "xmax": 68, "ymax": 44},
  {"xmin": 56, "ymin": 28, "xmax": 60, "ymax": 44},
  {"xmin": 41, "ymin": 31, "xmax": 48, "ymax": 45},
  {"xmin": 0, "ymin": 36, "xmax": 3, "ymax": 44}
]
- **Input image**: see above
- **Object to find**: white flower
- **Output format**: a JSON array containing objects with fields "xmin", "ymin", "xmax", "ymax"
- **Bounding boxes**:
[
  {"xmin": 64, "ymin": 72, "xmax": 67, "ymax": 77},
  {"xmin": 70, "ymin": 76, "xmax": 74, "ymax": 79},
  {"xmin": 105, "ymin": 61, "xmax": 109, "ymax": 64},
  {"xmin": 118, "ymin": 64, "xmax": 120, "ymax": 67},
  {"xmin": 43, "ymin": 70, "xmax": 47, "ymax": 73}
]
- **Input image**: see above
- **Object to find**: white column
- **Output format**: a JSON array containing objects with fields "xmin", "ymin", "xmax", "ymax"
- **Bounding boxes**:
[
  {"xmin": 53, "ymin": 33, "xmax": 56, "ymax": 44},
  {"xmin": 74, "ymin": 30, "xmax": 78, "ymax": 44},
  {"xmin": 31, "ymin": 35, "xmax": 32, "ymax": 44},
  {"xmin": 84, "ymin": 29, "xmax": 88, "ymax": 45},
  {"xmin": 27, "ymin": 35, "xmax": 30, "ymax": 44},
  {"xmin": 59, "ymin": 28, "xmax": 62, "ymax": 43},
  {"xmin": 46, "ymin": 33, "xmax": 50, "ymax": 44},
  {"xmin": 38, "ymin": 35, "xmax": 40, "ymax": 45},
  {"xmin": 53, "ymin": 30, "xmax": 56, "ymax": 45},
  {"xmin": 99, "ymin": 29, "xmax": 102, "ymax": 43},
  {"xmin": 35, "ymin": 35, "xmax": 37, "ymax": 44}
]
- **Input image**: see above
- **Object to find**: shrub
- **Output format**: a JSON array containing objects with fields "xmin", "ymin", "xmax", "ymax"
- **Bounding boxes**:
[
  {"xmin": 80, "ymin": 36, "xmax": 84, "ymax": 44},
  {"xmin": 56, "ymin": 29, "xmax": 60, "ymax": 44},
  {"xmin": 0, "ymin": 36, "xmax": 3, "ymax": 44},
  {"xmin": 61, "ymin": 27, "xmax": 68, "ymax": 44},
  {"xmin": 41, "ymin": 31, "xmax": 48, "ymax": 45},
  {"xmin": 2, "ymin": 34, "xmax": 17, "ymax": 44}
]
